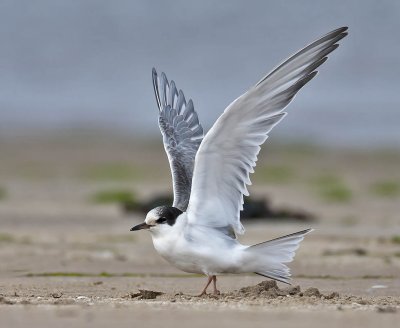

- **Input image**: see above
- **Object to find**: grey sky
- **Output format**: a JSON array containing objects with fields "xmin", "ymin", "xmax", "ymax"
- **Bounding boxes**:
[{"xmin": 0, "ymin": 0, "xmax": 399, "ymax": 147}]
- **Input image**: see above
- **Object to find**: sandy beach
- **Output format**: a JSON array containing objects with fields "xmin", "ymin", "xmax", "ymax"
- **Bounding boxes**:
[{"xmin": 0, "ymin": 136, "xmax": 399, "ymax": 327}]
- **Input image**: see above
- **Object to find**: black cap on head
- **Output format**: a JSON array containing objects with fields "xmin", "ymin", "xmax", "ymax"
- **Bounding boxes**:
[{"xmin": 155, "ymin": 206, "xmax": 182, "ymax": 226}]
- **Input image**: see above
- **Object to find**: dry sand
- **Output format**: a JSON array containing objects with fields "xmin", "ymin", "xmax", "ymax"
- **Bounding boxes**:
[{"xmin": 0, "ymin": 136, "xmax": 399, "ymax": 327}]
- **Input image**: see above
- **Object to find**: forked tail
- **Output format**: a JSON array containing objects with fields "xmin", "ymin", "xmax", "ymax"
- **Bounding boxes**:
[{"xmin": 245, "ymin": 228, "xmax": 313, "ymax": 284}]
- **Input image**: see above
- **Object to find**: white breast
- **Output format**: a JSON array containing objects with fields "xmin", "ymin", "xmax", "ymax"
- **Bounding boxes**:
[{"xmin": 150, "ymin": 215, "xmax": 245, "ymax": 275}]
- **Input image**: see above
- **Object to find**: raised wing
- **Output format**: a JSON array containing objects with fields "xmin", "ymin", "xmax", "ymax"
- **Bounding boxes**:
[
  {"xmin": 186, "ymin": 27, "xmax": 348, "ymax": 234},
  {"xmin": 152, "ymin": 68, "xmax": 204, "ymax": 211}
]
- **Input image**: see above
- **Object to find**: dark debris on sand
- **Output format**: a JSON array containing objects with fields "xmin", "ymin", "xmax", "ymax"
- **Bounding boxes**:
[
  {"xmin": 0, "ymin": 296, "xmax": 15, "ymax": 305},
  {"xmin": 127, "ymin": 281, "xmax": 340, "ymax": 302},
  {"xmin": 223, "ymin": 280, "xmax": 337, "ymax": 300},
  {"xmin": 127, "ymin": 280, "xmax": 341, "ymax": 303},
  {"xmin": 126, "ymin": 280, "xmax": 400, "ymax": 310},
  {"xmin": 129, "ymin": 289, "xmax": 164, "ymax": 300}
]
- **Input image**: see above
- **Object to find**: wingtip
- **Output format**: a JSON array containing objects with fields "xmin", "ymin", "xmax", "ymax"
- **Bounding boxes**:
[
  {"xmin": 152, "ymin": 67, "xmax": 162, "ymax": 110},
  {"xmin": 152, "ymin": 67, "xmax": 158, "ymax": 78},
  {"xmin": 152, "ymin": 67, "xmax": 159, "ymax": 86},
  {"xmin": 161, "ymin": 71, "xmax": 167, "ymax": 82},
  {"xmin": 170, "ymin": 79, "xmax": 176, "ymax": 90},
  {"xmin": 304, "ymin": 228, "xmax": 314, "ymax": 234},
  {"xmin": 332, "ymin": 26, "xmax": 348, "ymax": 34},
  {"xmin": 334, "ymin": 27, "xmax": 349, "ymax": 41}
]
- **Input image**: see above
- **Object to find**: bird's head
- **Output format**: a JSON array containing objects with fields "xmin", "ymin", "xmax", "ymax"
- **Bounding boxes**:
[{"xmin": 130, "ymin": 206, "xmax": 183, "ymax": 233}]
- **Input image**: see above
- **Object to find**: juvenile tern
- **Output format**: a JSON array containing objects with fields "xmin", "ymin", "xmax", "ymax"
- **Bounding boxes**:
[{"xmin": 131, "ymin": 27, "xmax": 348, "ymax": 295}]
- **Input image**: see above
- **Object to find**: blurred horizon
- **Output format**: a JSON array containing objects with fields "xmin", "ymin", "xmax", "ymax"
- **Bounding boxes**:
[{"xmin": 0, "ymin": 0, "xmax": 399, "ymax": 148}]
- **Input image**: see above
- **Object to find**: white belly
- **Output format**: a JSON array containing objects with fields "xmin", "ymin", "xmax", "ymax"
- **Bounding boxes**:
[
  {"xmin": 151, "ymin": 225, "xmax": 245, "ymax": 275},
  {"xmin": 152, "ymin": 234, "xmax": 207, "ymax": 274}
]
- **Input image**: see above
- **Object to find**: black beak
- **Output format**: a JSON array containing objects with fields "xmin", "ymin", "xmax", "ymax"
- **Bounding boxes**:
[{"xmin": 130, "ymin": 222, "xmax": 151, "ymax": 231}]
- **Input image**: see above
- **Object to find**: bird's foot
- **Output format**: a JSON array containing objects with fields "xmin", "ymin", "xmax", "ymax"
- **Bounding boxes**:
[{"xmin": 213, "ymin": 289, "xmax": 220, "ymax": 296}]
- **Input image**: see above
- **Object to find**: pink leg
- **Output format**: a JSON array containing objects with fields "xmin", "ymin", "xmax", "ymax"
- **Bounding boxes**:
[
  {"xmin": 198, "ymin": 276, "xmax": 213, "ymax": 296},
  {"xmin": 212, "ymin": 276, "xmax": 220, "ymax": 295}
]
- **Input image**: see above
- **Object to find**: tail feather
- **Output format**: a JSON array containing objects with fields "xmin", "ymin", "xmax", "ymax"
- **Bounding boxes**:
[
  {"xmin": 255, "ymin": 271, "xmax": 291, "ymax": 285},
  {"xmin": 246, "ymin": 228, "xmax": 313, "ymax": 284}
]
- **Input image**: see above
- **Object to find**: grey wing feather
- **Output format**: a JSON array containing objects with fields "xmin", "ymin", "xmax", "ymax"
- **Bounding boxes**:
[
  {"xmin": 152, "ymin": 68, "xmax": 204, "ymax": 211},
  {"xmin": 187, "ymin": 27, "xmax": 348, "ymax": 234}
]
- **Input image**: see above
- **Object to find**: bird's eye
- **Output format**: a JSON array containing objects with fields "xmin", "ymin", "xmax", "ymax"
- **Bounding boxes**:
[{"xmin": 156, "ymin": 217, "xmax": 167, "ymax": 224}]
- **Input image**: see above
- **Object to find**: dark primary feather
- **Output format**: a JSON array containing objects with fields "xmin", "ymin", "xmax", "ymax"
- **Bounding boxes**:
[
  {"xmin": 256, "ymin": 27, "xmax": 348, "ymax": 87},
  {"xmin": 152, "ymin": 68, "xmax": 204, "ymax": 212}
]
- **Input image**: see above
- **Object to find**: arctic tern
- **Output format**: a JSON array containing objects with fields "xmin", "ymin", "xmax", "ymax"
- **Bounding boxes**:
[{"xmin": 131, "ymin": 27, "xmax": 348, "ymax": 295}]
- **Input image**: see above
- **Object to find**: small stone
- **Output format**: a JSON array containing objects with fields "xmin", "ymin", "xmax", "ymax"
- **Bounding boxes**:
[
  {"xmin": 50, "ymin": 292, "xmax": 63, "ymax": 299},
  {"xmin": 282, "ymin": 285, "xmax": 301, "ymax": 296},
  {"xmin": 76, "ymin": 296, "xmax": 90, "ymax": 301},
  {"xmin": 377, "ymin": 306, "xmax": 397, "ymax": 313},
  {"xmin": 54, "ymin": 299, "xmax": 76, "ymax": 305},
  {"xmin": 137, "ymin": 290, "xmax": 163, "ymax": 300},
  {"xmin": 303, "ymin": 287, "xmax": 321, "ymax": 298},
  {"xmin": 0, "ymin": 296, "xmax": 15, "ymax": 305},
  {"xmin": 325, "ymin": 292, "xmax": 339, "ymax": 299}
]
